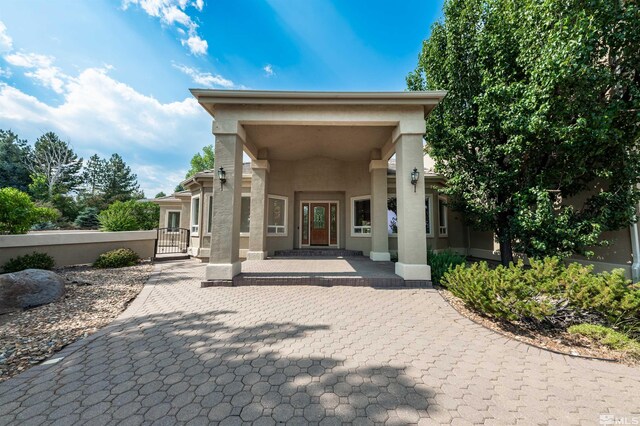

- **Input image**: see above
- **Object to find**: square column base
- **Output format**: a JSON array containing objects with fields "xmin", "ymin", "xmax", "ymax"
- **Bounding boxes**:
[
  {"xmin": 395, "ymin": 262, "xmax": 431, "ymax": 281},
  {"xmin": 246, "ymin": 251, "xmax": 267, "ymax": 260},
  {"xmin": 206, "ymin": 262, "xmax": 242, "ymax": 280},
  {"xmin": 369, "ymin": 251, "xmax": 391, "ymax": 261}
]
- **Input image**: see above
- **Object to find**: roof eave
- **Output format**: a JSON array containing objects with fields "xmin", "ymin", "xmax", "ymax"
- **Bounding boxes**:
[{"xmin": 189, "ymin": 89, "xmax": 447, "ymax": 117}]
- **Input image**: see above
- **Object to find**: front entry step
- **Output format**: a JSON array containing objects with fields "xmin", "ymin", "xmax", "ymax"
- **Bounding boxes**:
[
  {"xmin": 273, "ymin": 249, "xmax": 364, "ymax": 258},
  {"xmin": 202, "ymin": 276, "xmax": 431, "ymax": 288}
]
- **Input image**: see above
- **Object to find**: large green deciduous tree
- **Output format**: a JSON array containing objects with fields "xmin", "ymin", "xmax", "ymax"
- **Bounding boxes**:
[
  {"xmin": 0, "ymin": 188, "xmax": 59, "ymax": 234},
  {"xmin": 408, "ymin": 0, "xmax": 640, "ymax": 265},
  {"xmin": 0, "ymin": 130, "xmax": 31, "ymax": 191},
  {"xmin": 185, "ymin": 145, "xmax": 215, "ymax": 179}
]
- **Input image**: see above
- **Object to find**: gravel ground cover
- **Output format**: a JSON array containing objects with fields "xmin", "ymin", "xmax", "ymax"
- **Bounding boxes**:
[
  {"xmin": 438, "ymin": 286, "xmax": 639, "ymax": 366},
  {"xmin": 0, "ymin": 263, "xmax": 152, "ymax": 382}
]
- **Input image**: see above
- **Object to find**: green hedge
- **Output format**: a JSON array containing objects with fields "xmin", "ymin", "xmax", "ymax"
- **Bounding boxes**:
[
  {"xmin": 98, "ymin": 200, "xmax": 159, "ymax": 232},
  {"xmin": 94, "ymin": 248, "xmax": 140, "ymax": 269},
  {"xmin": 443, "ymin": 257, "xmax": 640, "ymax": 337},
  {"xmin": 427, "ymin": 248, "xmax": 466, "ymax": 285},
  {"xmin": 2, "ymin": 252, "xmax": 55, "ymax": 273}
]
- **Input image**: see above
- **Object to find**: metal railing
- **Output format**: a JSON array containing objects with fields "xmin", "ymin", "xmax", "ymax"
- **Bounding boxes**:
[{"xmin": 155, "ymin": 228, "xmax": 190, "ymax": 255}]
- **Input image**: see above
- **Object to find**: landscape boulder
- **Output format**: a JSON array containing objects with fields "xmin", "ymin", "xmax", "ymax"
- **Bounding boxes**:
[{"xmin": 0, "ymin": 269, "xmax": 66, "ymax": 314}]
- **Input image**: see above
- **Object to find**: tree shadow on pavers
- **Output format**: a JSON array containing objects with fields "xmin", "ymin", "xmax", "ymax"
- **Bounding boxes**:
[{"xmin": 0, "ymin": 310, "xmax": 441, "ymax": 425}]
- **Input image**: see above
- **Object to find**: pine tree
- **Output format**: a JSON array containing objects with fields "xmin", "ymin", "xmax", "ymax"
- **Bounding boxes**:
[
  {"xmin": 82, "ymin": 154, "xmax": 106, "ymax": 196},
  {"xmin": 74, "ymin": 207, "xmax": 100, "ymax": 229},
  {"xmin": 102, "ymin": 154, "xmax": 140, "ymax": 203},
  {"xmin": 0, "ymin": 130, "xmax": 31, "ymax": 191}
]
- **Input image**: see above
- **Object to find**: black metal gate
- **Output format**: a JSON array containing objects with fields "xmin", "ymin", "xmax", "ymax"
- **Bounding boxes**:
[{"xmin": 155, "ymin": 228, "xmax": 190, "ymax": 256}]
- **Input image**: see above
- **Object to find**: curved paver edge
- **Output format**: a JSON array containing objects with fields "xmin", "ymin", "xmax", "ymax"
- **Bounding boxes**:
[{"xmin": 434, "ymin": 285, "xmax": 625, "ymax": 365}]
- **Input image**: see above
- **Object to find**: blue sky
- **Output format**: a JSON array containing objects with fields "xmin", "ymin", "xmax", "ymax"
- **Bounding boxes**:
[{"xmin": 0, "ymin": 0, "xmax": 443, "ymax": 196}]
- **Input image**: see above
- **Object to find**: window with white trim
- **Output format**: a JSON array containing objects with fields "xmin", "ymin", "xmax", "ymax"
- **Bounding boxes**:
[
  {"xmin": 386, "ymin": 195, "xmax": 433, "ymax": 237},
  {"xmin": 240, "ymin": 196, "xmax": 251, "ymax": 234},
  {"xmin": 191, "ymin": 196, "xmax": 200, "ymax": 235},
  {"xmin": 267, "ymin": 195, "xmax": 287, "ymax": 236},
  {"xmin": 438, "ymin": 197, "xmax": 448, "ymax": 236},
  {"xmin": 206, "ymin": 195, "xmax": 213, "ymax": 234},
  {"xmin": 167, "ymin": 211, "xmax": 180, "ymax": 231},
  {"xmin": 351, "ymin": 196, "xmax": 371, "ymax": 236},
  {"xmin": 425, "ymin": 194, "xmax": 434, "ymax": 237}
]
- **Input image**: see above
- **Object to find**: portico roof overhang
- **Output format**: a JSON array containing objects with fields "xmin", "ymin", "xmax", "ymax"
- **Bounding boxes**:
[{"xmin": 190, "ymin": 90, "xmax": 446, "ymax": 162}]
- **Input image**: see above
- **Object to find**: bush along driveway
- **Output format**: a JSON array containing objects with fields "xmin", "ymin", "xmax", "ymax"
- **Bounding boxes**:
[
  {"xmin": 443, "ymin": 257, "xmax": 640, "ymax": 364},
  {"xmin": 0, "ymin": 259, "xmax": 638, "ymax": 425}
]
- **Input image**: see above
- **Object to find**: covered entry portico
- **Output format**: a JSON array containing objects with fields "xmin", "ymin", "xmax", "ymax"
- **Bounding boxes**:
[{"xmin": 190, "ymin": 90, "xmax": 446, "ymax": 284}]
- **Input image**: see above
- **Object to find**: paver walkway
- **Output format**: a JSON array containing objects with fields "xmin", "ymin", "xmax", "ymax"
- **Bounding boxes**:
[{"xmin": 0, "ymin": 260, "xmax": 638, "ymax": 425}]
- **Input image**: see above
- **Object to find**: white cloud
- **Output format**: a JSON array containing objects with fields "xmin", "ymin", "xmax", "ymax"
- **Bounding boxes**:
[
  {"xmin": 173, "ymin": 63, "xmax": 234, "ymax": 88},
  {"xmin": 161, "ymin": 5, "xmax": 192, "ymax": 26},
  {"xmin": 0, "ymin": 23, "xmax": 212, "ymax": 195},
  {"xmin": 4, "ymin": 52, "xmax": 69, "ymax": 93},
  {"xmin": 192, "ymin": 0, "xmax": 204, "ymax": 11},
  {"xmin": 4, "ymin": 52, "xmax": 54, "ymax": 68},
  {"xmin": 122, "ymin": 0, "xmax": 208, "ymax": 55},
  {"xmin": 181, "ymin": 35, "xmax": 207, "ymax": 56},
  {"xmin": 0, "ymin": 65, "xmax": 212, "ymax": 195},
  {"xmin": 132, "ymin": 163, "xmax": 188, "ymax": 197},
  {"xmin": 0, "ymin": 22, "xmax": 12, "ymax": 52},
  {"xmin": 263, "ymin": 64, "xmax": 275, "ymax": 77},
  {"xmin": 0, "ymin": 67, "xmax": 11, "ymax": 79},
  {"xmin": 24, "ymin": 68, "xmax": 67, "ymax": 94}
]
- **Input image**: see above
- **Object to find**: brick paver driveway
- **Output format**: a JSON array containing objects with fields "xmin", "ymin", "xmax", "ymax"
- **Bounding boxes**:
[{"xmin": 1, "ymin": 260, "xmax": 638, "ymax": 425}]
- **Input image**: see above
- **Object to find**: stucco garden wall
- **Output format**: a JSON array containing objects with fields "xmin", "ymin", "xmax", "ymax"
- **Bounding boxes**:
[{"xmin": 0, "ymin": 231, "xmax": 157, "ymax": 268}]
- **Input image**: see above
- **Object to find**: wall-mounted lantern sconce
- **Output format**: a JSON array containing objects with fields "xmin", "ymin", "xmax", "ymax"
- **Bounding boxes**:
[
  {"xmin": 410, "ymin": 167, "xmax": 419, "ymax": 192},
  {"xmin": 217, "ymin": 167, "xmax": 226, "ymax": 191}
]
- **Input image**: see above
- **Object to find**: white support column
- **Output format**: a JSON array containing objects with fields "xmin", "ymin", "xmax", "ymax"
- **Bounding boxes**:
[
  {"xmin": 631, "ymin": 222, "xmax": 640, "ymax": 283},
  {"xmin": 395, "ymin": 134, "xmax": 431, "ymax": 281},
  {"xmin": 247, "ymin": 160, "xmax": 270, "ymax": 260},
  {"xmin": 206, "ymin": 132, "xmax": 244, "ymax": 281},
  {"xmin": 369, "ymin": 158, "xmax": 390, "ymax": 261}
]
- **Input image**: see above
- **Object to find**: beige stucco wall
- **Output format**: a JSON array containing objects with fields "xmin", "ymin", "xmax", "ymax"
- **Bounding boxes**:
[
  {"xmin": 0, "ymin": 231, "xmax": 157, "ymax": 268},
  {"xmin": 184, "ymin": 176, "xmax": 253, "ymax": 260},
  {"xmin": 159, "ymin": 203, "xmax": 184, "ymax": 228},
  {"xmin": 265, "ymin": 157, "xmax": 372, "ymax": 255}
]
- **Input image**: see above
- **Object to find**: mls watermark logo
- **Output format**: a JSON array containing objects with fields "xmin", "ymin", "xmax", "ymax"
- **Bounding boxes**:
[{"xmin": 600, "ymin": 414, "xmax": 640, "ymax": 425}]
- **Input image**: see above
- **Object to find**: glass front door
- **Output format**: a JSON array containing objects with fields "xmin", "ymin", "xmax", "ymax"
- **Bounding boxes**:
[
  {"xmin": 311, "ymin": 204, "xmax": 329, "ymax": 245},
  {"xmin": 301, "ymin": 201, "xmax": 338, "ymax": 247}
]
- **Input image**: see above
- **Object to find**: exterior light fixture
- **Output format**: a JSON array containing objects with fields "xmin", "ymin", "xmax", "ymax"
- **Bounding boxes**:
[
  {"xmin": 217, "ymin": 167, "xmax": 226, "ymax": 191},
  {"xmin": 411, "ymin": 167, "xmax": 419, "ymax": 192}
]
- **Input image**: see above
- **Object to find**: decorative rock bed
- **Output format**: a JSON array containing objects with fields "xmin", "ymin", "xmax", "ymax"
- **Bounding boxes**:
[{"xmin": 0, "ymin": 263, "xmax": 152, "ymax": 382}]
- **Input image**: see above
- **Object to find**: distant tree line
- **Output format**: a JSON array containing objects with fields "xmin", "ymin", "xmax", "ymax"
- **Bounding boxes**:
[{"xmin": 0, "ymin": 129, "xmax": 156, "ymax": 232}]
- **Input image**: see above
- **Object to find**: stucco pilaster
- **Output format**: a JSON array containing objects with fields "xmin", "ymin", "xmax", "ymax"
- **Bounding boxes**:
[
  {"xmin": 206, "ymin": 132, "xmax": 243, "ymax": 280},
  {"xmin": 247, "ymin": 160, "xmax": 270, "ymax": 260},
  {"xmin": 369, "ymin": 159, "xmax": 390, "ymax": 261},
  {"xmin": 394, "ymin": 134, "xmax": 430, "ymax": 280}
]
